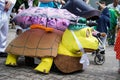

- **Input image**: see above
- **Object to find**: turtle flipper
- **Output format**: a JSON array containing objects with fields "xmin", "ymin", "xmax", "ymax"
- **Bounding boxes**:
[
  {"xmin": 34, "ymin": 57, "xmax": 53, "ymax": 73},
  {"xmin": 5, "ymin": 54, "xmax": 18, "ymax": 66}
]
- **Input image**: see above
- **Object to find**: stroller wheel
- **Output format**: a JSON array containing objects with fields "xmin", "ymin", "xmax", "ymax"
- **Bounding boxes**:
[{"xmin": 94, "ymin": 53, "xmax": 105, "ymax": 65}]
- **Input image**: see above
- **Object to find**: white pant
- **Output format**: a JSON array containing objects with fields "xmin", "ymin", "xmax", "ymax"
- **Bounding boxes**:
[
  {"xmin": 0, "ymin": 0, "xmax": 16, "ymax": 52},
  {"xmin": 0, "ymin": 11, "xmax": 8, "ymax": 52}
]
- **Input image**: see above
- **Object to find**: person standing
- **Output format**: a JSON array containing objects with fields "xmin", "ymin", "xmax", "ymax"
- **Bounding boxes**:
[
  {"xmin": 0, "ymin": 0, "xmax": 16, "ymax": 57},
  {"xmin": 95, "ymin": 1, "xmax": 110, "ymax": 48},
  {"xmin": 107, "ymin": 0, "xmax": 120, "ymax": 45},
  {"xmin": 107, "ymin": 0, "xmax": 120, "ymax": 11}
]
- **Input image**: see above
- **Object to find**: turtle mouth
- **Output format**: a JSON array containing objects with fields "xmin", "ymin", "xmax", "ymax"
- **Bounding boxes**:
[{"xmin": 77, "ymin": 48, "xmax": 96, "ymax": 53}]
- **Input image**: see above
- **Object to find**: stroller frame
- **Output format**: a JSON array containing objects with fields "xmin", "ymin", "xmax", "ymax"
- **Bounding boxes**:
[{"xmin": 92, "ymin": 34, "xmax": 105, "ymax": 65}]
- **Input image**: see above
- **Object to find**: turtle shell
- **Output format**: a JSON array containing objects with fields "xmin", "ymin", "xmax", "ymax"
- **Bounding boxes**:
[
  {"xmin": 6, "ymin": 28, "xmax": 63, "ymax": 57},
  {"xmin": 54, "ymin": 54, "xmax": 83, "ymax": 73}
]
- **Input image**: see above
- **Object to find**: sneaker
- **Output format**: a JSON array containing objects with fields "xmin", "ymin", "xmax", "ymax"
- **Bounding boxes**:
[{"xmin": 0, "ymin": 52, "xmax": 7, "ymax": 57}]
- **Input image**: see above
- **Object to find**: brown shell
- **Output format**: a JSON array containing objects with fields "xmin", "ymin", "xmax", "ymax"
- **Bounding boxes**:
[
  {"xmin": 6, "ymin": 29, "xmax": 63, "ymax": 57},
  {"xmin": 54, "ymin": 54, "xmax": 83, "ymax": 73}
]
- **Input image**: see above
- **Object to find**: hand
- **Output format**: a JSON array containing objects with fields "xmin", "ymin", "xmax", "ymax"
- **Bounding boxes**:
[
  {"xmin": 61, "ymin": 0, "xmax": 65, "ymax": 4},
  {"xmin": 96, "ymin": 1, "xmax": 99, "ymax": 5},
  {"xmin": 85, "ymin": 0, "xmax": 89, "ymax": 4},
  {"xmin": 4, "ymin": 0, "xmax": 12, "ymax": 12},
  {"xmin": 96, "ymin": 1, "xmax": 106, "ymax": 10}
]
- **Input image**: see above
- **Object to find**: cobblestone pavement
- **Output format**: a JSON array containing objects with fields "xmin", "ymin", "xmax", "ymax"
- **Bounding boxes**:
[{"xmin": 0, "ymin": 29, "xmax": 119, "ymax": 80}]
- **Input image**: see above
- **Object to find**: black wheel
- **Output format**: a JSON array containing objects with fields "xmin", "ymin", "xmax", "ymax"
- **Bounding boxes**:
[{"xmin": 94, "ymin": 53, "xmax": 105, "ymax": 65}]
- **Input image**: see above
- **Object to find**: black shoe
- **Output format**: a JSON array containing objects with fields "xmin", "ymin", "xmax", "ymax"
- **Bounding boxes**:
[{"xmin": 0, "ymin": 52, "xmax": 8, "ymax": 57}]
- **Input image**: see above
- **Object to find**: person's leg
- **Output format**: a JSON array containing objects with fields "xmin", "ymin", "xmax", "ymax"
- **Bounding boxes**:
[
  {"xmin": 107, "ymin": 29, "xmax": 115, "ymax": 45},
  {"xmin": 101, "ymin": 35, "xmax": 107, "ymax": 49},
  {"xmin": 107, "ymin": 30, "xmax": 112, "ymax": 45},
  {"xmin": 111, "ymin": 29, "xmax": 116, "ymax": 45},
  {"xmin": 0, "ymin": 20, "xmax": 8, "ymax": 57},
  {"xmin": 0, "ymin": 24, "xmax": 4, "ymax": 52},
  {"xmin": 98, "ymin": 34, "xmax": 107, "ymax": 54}
]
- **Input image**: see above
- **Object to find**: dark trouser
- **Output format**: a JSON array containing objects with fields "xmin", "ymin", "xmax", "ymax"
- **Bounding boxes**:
[{"xmin": 107, "ymin": 29, "xmax": 116, "ymax": 45}]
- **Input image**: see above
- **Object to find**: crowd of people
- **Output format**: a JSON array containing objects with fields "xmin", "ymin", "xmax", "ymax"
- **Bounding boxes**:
[{"xmin": 0, "ymin": 0, "xmax": 120, "ymax": 74}]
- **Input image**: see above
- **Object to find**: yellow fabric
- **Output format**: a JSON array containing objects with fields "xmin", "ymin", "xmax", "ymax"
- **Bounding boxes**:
[
  {"xmin": 5, "ymin": 53, "xmax": 18, "ymax": 66},
  {"xmin": 5, "ymin": 27, "xmax": 99, "ymax": 73},
  {"xmin": 34, "ymin": 57, "xmax": 53, "ymax": 73},
  {"xmin": 58, "ymin": 43, "xmax": 83, "ymax": 57},
  {"xmin": 58, "ymin": 27, "xmax": 99, "ymax": 57}
]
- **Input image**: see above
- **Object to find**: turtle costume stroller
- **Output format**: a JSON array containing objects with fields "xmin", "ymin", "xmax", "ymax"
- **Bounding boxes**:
[
  {"xmin": 92, "ymin": 31, "xmax": 106, "ymax": 65},
  {"xmin": 71, "ymin": 19, "xmax": 106, "ymax": 65}
]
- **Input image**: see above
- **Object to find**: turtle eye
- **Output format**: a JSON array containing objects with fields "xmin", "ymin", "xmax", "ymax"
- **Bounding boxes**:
[{"xmin": 86, "ymin": 29, "xmax": 90, "ymax": 37}]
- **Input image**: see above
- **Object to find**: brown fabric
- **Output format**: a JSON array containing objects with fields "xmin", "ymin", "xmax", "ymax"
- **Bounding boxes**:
[
  {"xmin": 85, "ymin": 48, "xmax": 96, "ymax": 52},
  {"xmin": 54, "ymin": 54, "xmax": 83, "ymax": 73},
  {"xmin": 6, "ymin": 29, "xmax": 63, "ymax": 57}
]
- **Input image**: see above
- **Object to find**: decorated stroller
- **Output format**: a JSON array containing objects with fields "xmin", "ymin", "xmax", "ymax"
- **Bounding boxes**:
[
  {"xmin": 11, "ymin": 7, "xmax": 105, "ymax": 65},
  {"xmin": 71, "ymin": 19, "xmax": 106, "ymax": 65},
  {"xmin": 6, "ymin": 7, "xmax": 104, "ymax": 73}
]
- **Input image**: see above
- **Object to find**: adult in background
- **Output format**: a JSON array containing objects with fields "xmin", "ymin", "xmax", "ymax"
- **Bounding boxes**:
[
  {"xmin": 0, "ymin": 0, "xmax": 16, "ymax": 57},
  {"xmin": 95, "ymin": 1, "xmax": 110, "ymax": 48},
  {"xmin": 107, "ymin": 0, "xmax": 120, "ymax": 11},
  {"xmin": 107, "ymin": 0, "xmax": 120, "ymax": 45}
]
